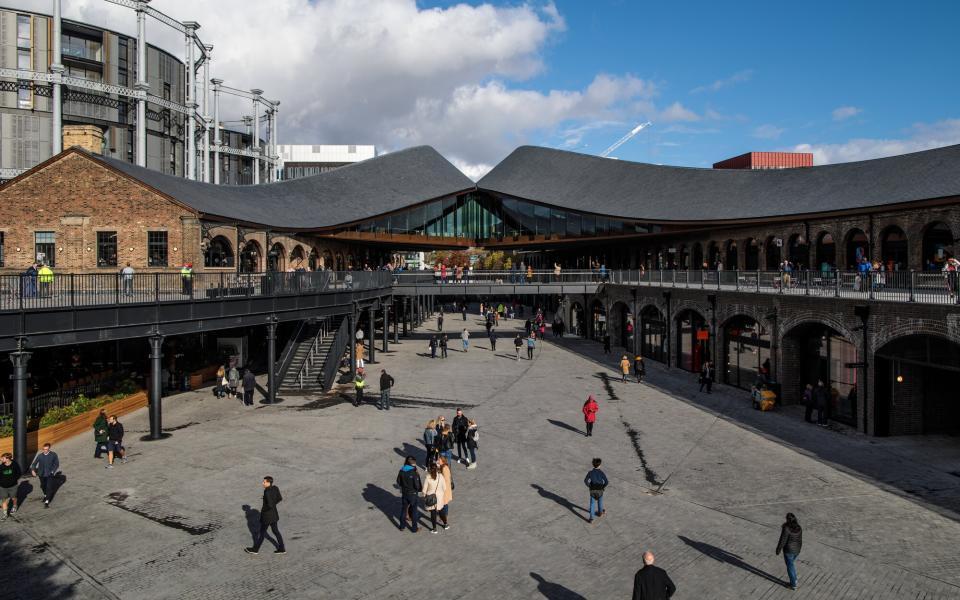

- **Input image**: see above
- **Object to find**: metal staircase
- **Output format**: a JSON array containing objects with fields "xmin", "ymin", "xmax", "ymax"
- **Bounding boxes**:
[{"xmin": 276, "ymin": 315, "xmax": 346, "ymax": 395}]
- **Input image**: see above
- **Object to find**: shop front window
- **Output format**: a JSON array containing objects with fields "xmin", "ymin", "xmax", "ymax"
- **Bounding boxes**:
[{"xmin": 724, "ymin": 316, "xmax": 771, "ymax": 390}]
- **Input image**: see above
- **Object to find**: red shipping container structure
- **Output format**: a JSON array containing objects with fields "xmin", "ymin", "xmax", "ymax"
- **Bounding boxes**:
[{"xmin": 712, "ymin": 151, "xmax": 814, "ymax": 170}]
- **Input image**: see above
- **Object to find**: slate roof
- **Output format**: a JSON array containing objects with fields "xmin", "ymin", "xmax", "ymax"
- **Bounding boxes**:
[
  {"xmin": 87, "ymin": 145, "xmax": 475, "ymax": 230},
  {"xmin": 477, "ymin": 145, "xmax": 960, "ymax": 222}
]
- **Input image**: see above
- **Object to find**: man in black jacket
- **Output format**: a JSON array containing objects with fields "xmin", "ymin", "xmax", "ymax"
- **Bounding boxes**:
[
  {"xmin": 452, "ymin": 409, "xmax": 469, "ymax": 463},
  {"xmin": 814, "ymin": 379, "xmax": 829, "ymax": 426},
  {"xmin": 245, "ymin": 476, "xmax": 285, "ymax": 554},
  {"xmin": 105, "ymin": 415, "xmax": 126, "ymax": 469},
  {"xmin": 396, "ymin": 456, "xmax": 422, "ymax": 532},
  {"xmin": 1, "ymin": 453, "xmax": 22, "ymax": 519},
  {"xmin": 242, "ymin": 369, "xmax": 257, "ymax": 406},
  {"xmin": 632, "ymin": 551, "xmax": 676, "ymax": 599},
  {"xmin": 379, "ymin": 369, "xmax": 395, "ymax": 410}
]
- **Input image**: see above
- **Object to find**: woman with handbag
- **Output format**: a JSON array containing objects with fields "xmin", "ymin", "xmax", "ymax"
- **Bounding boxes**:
[
  {"xmin": 215, "ymin": 365, "xmax": 227, "ymax": 399},
  {"xmin": 437, "ymin": 456, "xmax": 454, "ymax": 529},
  {"xmin": 421, "ymin": 463, "xmax": 447, "ymax": 534}
]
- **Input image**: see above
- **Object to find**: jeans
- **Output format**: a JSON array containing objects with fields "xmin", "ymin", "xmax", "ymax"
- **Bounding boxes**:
[
  {"xmin": 379, "ymin": 389, "xmax": 391, "ymax": 409},
  {"xmin": 456, "ymin": 439, "xmax": 468, "ymax": 460},
  {"xmin": 122, "ymin": 279, "xmax": 133, "ymax": 296},
  {"xmin": 253, "ymin": 521, "xmax": 285, "ymax": 551},
  {"xmin": 94, "ymin": 441, "xmax": 106, "ymax": 458},
  {"xmin": 355, "ymin": 387, "xmax": 364, "ymax": 405},
  {"xmin": 816, "ymin": 407, "xmax": 826, "ymax": 425},
  {"xmin": 441, "ymin": 450, "xmax": 453, "ymax": 462},
  {"xmin": 468, "ymin": 446, "xmax": 476, "ymax": 463},
  {"xmin": 588, "ymin": 492, "xmax": 604, "ymax": 519},
  {"xmin": 401, "ymin": 494, "xmax": 419, "ymax": 531},
  {"xmin": 462, "ymin": 340, "xmax": 469, "ymax": 351},
  {"xmin": 38, "ymin": 476, "xmax": 53, "ymax": 500},
  {"xmin": 783, "ymin": 552, "xmax": 798, "ymax": 588},
  {"xmin": 527, "ymin": 346, "xmax": 534, "ymax": 359}
]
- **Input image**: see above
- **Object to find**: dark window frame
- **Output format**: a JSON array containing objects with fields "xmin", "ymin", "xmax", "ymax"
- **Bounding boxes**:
[
  {"xmin": 35, "ymin": 231, "xmax": 55, "ymax": 267},
  {"xmin": 96, "ymin": 231, "xmax": 118, "ymax": 268},
  {"xmin": 147, "ymin": 231, "xmax": 168, "ymax": 267}
]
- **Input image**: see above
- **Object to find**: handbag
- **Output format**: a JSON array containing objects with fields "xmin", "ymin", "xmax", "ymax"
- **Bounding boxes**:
[{"xmin": 425, "ymin": 493, "xmax": 437, "ymax": 508}]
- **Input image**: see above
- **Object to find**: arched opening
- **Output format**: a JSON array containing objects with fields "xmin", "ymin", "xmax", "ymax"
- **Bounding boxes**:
[
  {"xmin": 880, "ymin": 225, "xmax": 908, "ymax": 271},
  {"xmin": 782, "ymin": 322, "xmax": 857, "ymax": 425},
  {"xmin": 765, "ymin": 236, "xmax": 781, "ymax": 270},
  {"xmin": 335, "ymin": 252, "xmax": 345, "ymax": 271},
  {"xmin": 268, "ymin": 242, "xmax": 286, "ymax": 272},
  {"xmin": 922, "ymin": 222, "xmax": 954, "ymax": 270},
  {"xmin": 788, "ymin": 233, "xmax": 809, "ymax": 268},
  {"xmin": 640, "ymin": 305, "xmax": 667, "ymax": 363},
  {"xmin": 691, "ymin": 243, "xmax": 703, "ymax": 270},
  {"xmin": 844, "ymin": 228, "xmax": 869, "ymax": 269},
  {"xmin": 308, "ymin": 247, "xmax": 319, "ymax": 270},
  {"xmin": 874, "ymin": 335, "xmax": 960, "ymax": 436},
  {"xmin": 707, "ymin": 242, "xmax": 720, "ymax": 269},
  {"xmin": 676, "ymin": 309, "xmax": 709, "ymax": 373},
  {"xmin": 723, "ymin": 316, "xmax": 771, "ymax": 390},
  {"xmin": 678, "ymin": 245, "xmax": 689, "ymax": 270},
  {"xmin": 289, "ymin": 245, "xmax": 306, "ymax": 270},
  {"xmin": 744, "ymin": 238, "xmax": 759, "ymax": 270},
  {"xmin": 610, "ymin": 301, "xmax": 633, "ymax": 349},
  {"xmin": 569, "ymin": 302, "xmax": 586, "ymax": 337},
  {"xmin": 322, "ymin": 249, "xmax": 334, "ymax": 270},
  {"xmin": 590, "ymin": 300, "xmax": 606, "ymax": 341},
  {"xmin": 239, "ymin": 240, "xmax": 262, "ymax": 273},
  {"xmin": 203, "ymin": 235, "xmax": 234, "ymax": 268},
  {"xmin": 815, "ymin": 232, "xmax": 835, "ymax": 270},
  {"xmin": 724, "ymin": 240, "xmax": 738, "ymax": 270}
]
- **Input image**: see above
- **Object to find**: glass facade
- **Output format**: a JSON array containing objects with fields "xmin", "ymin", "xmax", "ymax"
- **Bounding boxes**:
[
  {"xmin": 724, "ymin": 317, "xmax": 771, "ymax": 390},
  {"xmin": 641, "ymin": 306, "xmax": 666, "ymax": 363}
]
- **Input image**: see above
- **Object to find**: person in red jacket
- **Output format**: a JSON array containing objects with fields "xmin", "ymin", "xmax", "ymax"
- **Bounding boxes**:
[{"xmin": 582, "ymin": 395, "xmax": 599, "ymax": 437}]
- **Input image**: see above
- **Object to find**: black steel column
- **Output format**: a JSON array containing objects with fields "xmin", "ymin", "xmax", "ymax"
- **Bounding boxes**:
[
  {"xmin": 382, "ymin": 303, "xmax": 390, "ymax": 352},
  {"xmin": 9, "ymin": 340, "xmax": 31, "ymax": 471},
  {"xmin": 266, "ymin": 315, "xmax": 278, "ymax": 404},
  {"xmin": 367, "ymin": 305, "xmax": 376, "ymax": 363},
  {"xmin": 402, "ymin": 297, "xmax": 409, "ymax": 337},
  {"xmin": 148, "ymin": 333, "xmax": 164, "ymax": 439},
  {"xmin": 349, "ymin": 309, "xmax": 357, "ymax": 377}
]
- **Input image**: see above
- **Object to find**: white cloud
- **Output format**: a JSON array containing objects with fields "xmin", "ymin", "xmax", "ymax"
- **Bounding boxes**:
[
  {"xmin": 832, "ymin": 106, "xmax": 862, "ymax": 121},
  {"xmin": 791, "ymin": 118, "xmax": 960, "ymax": 164},
  {"xmin": 752, "ymin": 124, "xmax": 785, "ymax": 139},
  {"xmin": 659, "ymin": 102, "xmax": 699, "ymax": 122},
  {"xmin": 690, "ymin": 69, "xmax": 753, "ymax": 94}
]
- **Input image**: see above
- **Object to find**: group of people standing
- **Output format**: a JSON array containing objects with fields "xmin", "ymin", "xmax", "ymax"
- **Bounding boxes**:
[{"xmin": 213, "ymin": 364, "xmax": 258, "ymax": 406}]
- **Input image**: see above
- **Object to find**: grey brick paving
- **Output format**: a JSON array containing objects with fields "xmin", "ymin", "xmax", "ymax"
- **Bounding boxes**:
[{"xmin": 2, "ymin": 311, "xmax": 960, "ymax": 599}]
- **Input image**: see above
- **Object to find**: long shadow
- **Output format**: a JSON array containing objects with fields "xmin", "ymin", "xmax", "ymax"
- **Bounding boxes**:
[
  {"xmin": 15, "ymin": 480, "xmax": 34, "ymax": 508},
  {"xmin": 593, "ymin": 372, "xmax": 621, "ymax": 401},
  {"xmin": 361, "ymin": 483, "xmax": 400, "ymax": 528},
  {"xmin": 547, "ymin": 418, "xmax": 586, "ymax": 436},
  {"xmin": 47, "ymin": 474, "xmax": 66, "ymax": 504},
  {"xmin": 241, "ymin": 504, "xmax": 265, "ymax": 545},
  {"xmin": 531, "ymin": 484, "xmax": 589, "ymax": 522},
  {"xmin": 529, "ymin": 572, "xmax": 587, "ymax": 600},
  {"xmin": 393, "ymin": 442, "xmax": 427, "ymax": 466},
  {"xmin": 678, "ymin": 535, "xmax": 784, "ymax": 586}
]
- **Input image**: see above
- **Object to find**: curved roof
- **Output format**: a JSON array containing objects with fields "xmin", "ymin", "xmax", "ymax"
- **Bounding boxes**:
[
  {"xmin": 477, "ymin": 144, "xmax": 960, "ymax": 222},
  {"xmin": 90, "ymin": 145, "xmax": 475, "ymax": 230}
]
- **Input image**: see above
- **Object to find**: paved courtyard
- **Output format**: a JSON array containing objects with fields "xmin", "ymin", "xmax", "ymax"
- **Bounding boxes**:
[{"xmin": 3, "ymin": 311, "xmax": 960, "ymax": 599}]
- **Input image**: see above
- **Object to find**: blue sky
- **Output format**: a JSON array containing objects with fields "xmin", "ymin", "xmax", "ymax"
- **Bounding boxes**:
[{"xmin": 424, "ymin": 0, "xmax": 959, "ymax": 167}]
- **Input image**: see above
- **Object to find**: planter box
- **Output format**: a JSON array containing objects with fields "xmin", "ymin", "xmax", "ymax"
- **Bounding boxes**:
[{"xmin": 0, "ymin": 391, "xmax": 147, "ymax": 456}]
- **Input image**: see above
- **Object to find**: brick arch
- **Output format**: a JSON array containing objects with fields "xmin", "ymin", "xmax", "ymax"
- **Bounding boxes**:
[
  {"xmin": 672, "ymin": 299, "xmax": 709, "ymax": 321},
  {"xmin": 718, "ymin": 307, "xmax": 772, "ymax": 334},
  {"xmin": 609, "ymin": 300, "xmax": 632, "ymax": 348},
  {"xmin": 872, "ymin": 319, "xmax": 960, "ymax": 352},
  {"xmin": 779, "ymin": 313, "xmax": 862, "ymax": 348}
]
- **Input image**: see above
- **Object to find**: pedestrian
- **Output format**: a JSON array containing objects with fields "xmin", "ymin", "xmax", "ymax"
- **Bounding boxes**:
[
  {"xmin": 437, "ymin": 455, "xmax": 454, "ymax": 528},
  {"xmin": 814, "ymin": 380, "xmax": 829, "ymax": 426},
  {"xmin": 632, "ymin": 551, "xmax": 677, "ymax": 599},
  {"xmin": 421, "ymin": 462, "xmax": 447, "ymax": 534},
  {"xmin": 461, "ymin": 328, "xmax": 470, "ymax": 352},
  {"xmin": 105, "ymin": 415, "xmax": 126, "ymax": 468},
  {"xmin": 775, "ymin": 512, "xmax": 803, "ymax": 590},
  {"xmin": 538, "ymin": 321, "xmax": 546, "ymax": 340},
  {"xmin": 488, "ymin": 328, "xmax": 497, "ymax": 352},
  {"xmin": 1, "ymin": 453, "xmax": 22, "ymax": 519},
  {"xmin": 29, "ymin": 443, "xmax": 59, "ymax": 508},
  {"xmin": 244, "ymin": 476, "xmax": 286, "ymax": 554},
  {"xmin": 461, "ymin": 304, "xmax": 467, "ymax": 321},
  {"xmin": 620, "ymin": 354, "xmax": 631, "ymax": 383},
  {"xmin": 439, "ymin": 333, "xmax": 448, "ymax": 358},
  {"xmin": 215, "ymin": 365, "xmax": 227, "ymax": 398},
  {"xmin": 228, "ymin": 364, "xmax": 240, "ymax": 398},
  {"xmin": 355, "ymin": 340, "xmax": 365, "ymax": 370},
  {"xmin": 452, "ymin": 408, "xmax": 469, "ymax": 464},
  {"xmin": 603, "ymin": 333, "xmax": 611, "ymax": 355},
  {"xmin": 582, "ymin": 395, "xmax": 599, "ymax": 437},
  {"xmin": 526, "ymin": 332, "xmax": 536, "ymax": 359},
  {"xmin": 242, "ymin": 369, "xmax": 256, "ymax": 406},
  {"xmin": 698, "ymin": 361, "xmax": 714, "ymax": 394},
  {"xmin": 396, "ymin": 456, "xmax": 422, "ymax": 532},
  {"xmin": 438, "ymin": 425, "xmax": 454, "ymax": 462},
  {"xmin": 93, "ymin": 409, "xmax": 109, "ymax": 459},
  {"xmin": 525, "ymin": 318, "xmax": 532, "ymax": 336},
  {"xmin": 423, "ymin": 419, "xmax": 437, "ymax": 454},
  {"xmin": 180, "ymin": 262, "xmax": 193, "ymax": 295},
  {"xmin": 584, "ymin": 458, "xmax": 608, "ymax": 523},
  {"xmin": 465, "ymin": 419, "xmax": 478, "ymax": 469},
  {"xmin": 121, "ymin": 262, "xmax": 135, "ymax": 297},
  {"xmin": 379, "ymin": 369, "xmax": 395, "ymax": 410},
  {"xmin": 514, "ymin": 334, "xmax": 523, "ymax": 361},
  {"xmin": 802, "ymin": 383, "xmax": 814, "ymax": 423},
  {"xmin": 22, "ymin": 263, "xmax": 37, "ymax": 298},
  {"xmin": 37, "ymin": 263, "xmax": 54, "ymax": 298},
  {"xmin": 354, "ymin": 368, "xmax": 366, "ymax": 407},
  {"xmin": 428, "ymin": 335, "xmax": 438, "ymax": 359},
  {"xmin": 634, "ymin": 354, "xmax": 645, "ymax": 383},
  {"xmin": 437, "ymin": 313, "xmax": 444, "ymax": 331}
]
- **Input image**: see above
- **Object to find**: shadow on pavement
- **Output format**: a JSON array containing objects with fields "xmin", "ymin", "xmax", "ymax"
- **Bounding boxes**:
[
  {"xmin": 529, "ymin": 572, "xmax": 587, "ymax": 599},
  {"xmin": 547, "ymin": 419, "xmax": 586, "ymax": 436},
  {"xmin": 531, "ymin": 484, "xmax": 589, "ymax": 522},
  {"xmin": 241, "ymin": 504, "xmax": 261, "ymax": 545},
  {"xmin": 677, "ymin": 535, "xmax": 784, "ymax": 586},
  {"xmin": 394, "ymin": 442, "xmax": 427, "ymax": 466},
  {"xmin": 361, "ymin": 484, "xmax": 399, "ymax": 528},
  {"xmin": 15, "ymin": 480, "xmax": 33, "ymax": 508}
]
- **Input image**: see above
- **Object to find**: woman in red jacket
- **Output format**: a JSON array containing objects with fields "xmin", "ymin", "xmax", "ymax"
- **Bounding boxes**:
[{"xmin": 582, "ymin": 395, "xmax": 599, "ymax": 437}]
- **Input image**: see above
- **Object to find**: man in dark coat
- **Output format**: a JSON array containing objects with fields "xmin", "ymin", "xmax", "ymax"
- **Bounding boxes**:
[
  {"xmin": 242, "ymin": 369, "xmax": 256, "ymax": 406},
  {"xmin": 632, "ymin": 551, "xmax": 676, "ymax": 600},
  {"xmin": 396, "ymin": 455, "xmax": 422, "ymax": 532},
  {"xmin": 814, "ymin": 379, "xmax": 829, "ymax": 426},
  {"xmin": 245, "ymin": 476, "xmax": 285, "ymax": 554},
  {"xmin": 452, "ymin": 408, "xmax": 469, "ymax": 463}
]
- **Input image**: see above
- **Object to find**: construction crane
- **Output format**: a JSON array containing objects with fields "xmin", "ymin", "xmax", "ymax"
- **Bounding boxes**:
[{"xmin": 600, "ymin": 121, "xmax": 652, "ymax": 158}]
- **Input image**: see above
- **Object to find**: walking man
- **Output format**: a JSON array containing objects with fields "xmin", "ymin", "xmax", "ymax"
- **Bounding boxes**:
[
  {"xmin": 452, "ymin": 408, "xmax": 469, "ymax": 463},
  {"xmin": 379, "ymin": 369, "xmax": 395, "ymax": 410},
  {"xmin": 0, "ymin": 453, "xmax": 22, "ymax": 519},
  {"xmin": 632, "ymin": 551, "xmax": 676, "ymax": 599},
  {"xmin": 245, "ymin": 476, "xmax": 286, "ymax": 554},
  {"xmin": 440, "ymin": 334, "xmax": 448, "ymax": 359},
  {"xmin": 242, "ymin": 369, "xmax": 257, "ymax": 406},
  {"xmin": 814, "ymin": 379, "xmax": 829, "ymax": 426},
  {"xmin": 584, "ymin": 458, "xmax": 608, "ymax": 523},
  {"xmin": 354, "ymin": 368, "xmax": 366, "ymax": 407},
  {"xmin": 488, "ymin": 328, "xmax": 497, "ymax": 352},
  {"xmin": 514, "ymin": 334, "xmax": 523, "ymax": 361},
  {"xmin": 634, "ymin": 354, "xmax": 645, "ymax": 383},
  {"xmin": 105, "ymin": 415, "xmax": 126, "ymax": 468},
  {"xmin": 526, "ymin": 332, "xmax": 536, "ymax": 360},
  {"xmin": 396, "ymin": 456, "xmax": 422, "ymax": 532},
  {"xmin": 461, "ymin": 328, "xmax": 470, "ymax": 352},
  {"xmin": 699, "ymin": 361, "xmax": 714, "ymax": 394},
  {"xmin": 30, "ymin": 443, "xmax": 59, "ymax": 508},
  {"xmin": 437, "ymin": 313, "xmax": 444, "ymax": 331}
]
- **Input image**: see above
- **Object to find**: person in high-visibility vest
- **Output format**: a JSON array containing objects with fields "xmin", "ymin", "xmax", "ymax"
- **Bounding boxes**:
[
  {"xmin": 37, "ymin": 263, "xmax": 54, "ymax": 298},
  {"xmin": 180, "ymin": 263, "xmax": 193, "ymax": 296},
  {"xmin": 353, "ymin": 368, "xmax": 366, "ymax": 407}
]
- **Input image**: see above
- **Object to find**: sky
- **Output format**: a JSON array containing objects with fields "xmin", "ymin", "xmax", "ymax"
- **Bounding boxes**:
[{"xmin": 12, "ymin": 0, "xmax": 960, "ymax": 178}]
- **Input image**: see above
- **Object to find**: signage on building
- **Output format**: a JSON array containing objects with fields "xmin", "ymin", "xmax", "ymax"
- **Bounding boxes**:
[{"xmin": 696, "ymin": 328, "xmax": 710, "ymax": 341}]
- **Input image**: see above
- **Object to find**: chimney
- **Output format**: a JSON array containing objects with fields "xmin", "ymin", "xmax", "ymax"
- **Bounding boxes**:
[{"xmin": 62, "ymin": 124, "xmax": 105, "ymax": 155}]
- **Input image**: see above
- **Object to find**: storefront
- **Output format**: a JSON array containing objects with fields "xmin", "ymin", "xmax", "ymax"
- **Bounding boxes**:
[
  {"xmin": 591, "ymin": 301, "xmax": 606, "ymax": 341},
  {"xmin": 640, "ymin": 305, "xmax": 666, "ymax": 363},
  {"xmin": 676, "ymin": 310, "xmax": 709, "ymax": 373},
  {"xmin": 723, "ymin": 316, "xmax": 771, "ymax": 390}
]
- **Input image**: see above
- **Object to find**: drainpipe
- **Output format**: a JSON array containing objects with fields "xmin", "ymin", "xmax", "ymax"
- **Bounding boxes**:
[{"xmin": 854, "ymin": 304, "xmax": 870, "ymax": 434}]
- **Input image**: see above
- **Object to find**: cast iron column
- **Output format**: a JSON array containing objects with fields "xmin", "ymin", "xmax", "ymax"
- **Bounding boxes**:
[
  {"xmin": 402, "ymin": 297, "xmax": 409, "ymax": 336},
  {"xmin": 148, "ymin": 333, "xmax": 163, "ymax": 439},
  {"xmin": 349, "ymin": 309, "xmax": 357, "ymax": 377},
  {"xmin": 266, "ymin": 315, "xmax": 277, "ymax": 404},
  {"xmin": 10, "ymin": 340, "xmax": 31, "ymax": 470},
  {"xmin": 367, "ymin": 305, "xmax": 376, "ymax": 364},
  {"xmin": 382, "ymin": 302, "xmax": 390, "ymax": 352}
]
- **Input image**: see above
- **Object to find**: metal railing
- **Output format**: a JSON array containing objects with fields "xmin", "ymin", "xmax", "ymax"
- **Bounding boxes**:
[
  {"xmin": 320, "ymin": 315, "xmax": 351, "ymax": 392},
  {"xmin": 0, "ymin": 378, "xmax": 113, "ymax": 418},
  {"xmin": 0, "ymin": 270, "xmax": 393, "ymax": 312}
]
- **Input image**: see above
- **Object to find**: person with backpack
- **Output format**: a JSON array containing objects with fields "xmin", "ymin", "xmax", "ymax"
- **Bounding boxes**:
[
  {"xmin": 584, "ymin": 458, "xmax": 608, "ymax": 523},
  {"xmin": 465, "ymin": 419, "xmax": 479, "ymax": 469},
  {"xmin": 582, "ymin": 395, "xmax": 599, "ymax": 437},
  {"xmin": 396, "ymin": 456, "xmax": 422, "ymax": 532},
  {"xmin": 514, "ymin": 334, "xmax": 523, "ymax": 361},
  {"xmin": 421, "ymin": 462, "xmax": 447, "ymax": 534},
  {"xmin": 634, "ymin": 355, "xmax": 646, "ymax": 383},
  {"xmin": 93, "ymin": 409, "xmax": 109, "ymax": 459},
  {"xmin": 378, "ymin": 369, "xmax": 395, "ymax": 410},
  {"xmin": 245, "ymin": 476, "xmax": 286, "ymax": 554},
  {"xmin": 105, "ymin": 415, "xmax": 126, "ymax": 468},
  {"xmin": 775, "ymin": 512, "xmax": 803, "ymax": 590}
]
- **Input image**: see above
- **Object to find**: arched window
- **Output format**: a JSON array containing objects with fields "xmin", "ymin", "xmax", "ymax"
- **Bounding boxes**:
[
  {"xmin": 676, "ymin": 309, "xmax": 709, "ymax": 373},
  {"xmin": 725, "ymin": 240, "xmax": 738, "ymax": 270},
  {"xmin": 289, "ymin": 245, "xmax": 306, "ymax": 270},
  {"xmin": 744, "ymin": 238, "xmax": 759, "ymax": 270},
  {"xmin": 203, "ymin": 235, "xmax": 234, "ymax": 268},
  {"xmin": 765, "ymin": 236, "xmax": 781, "ymax": 270},
  {"xmin": 239, "ymin": 240, "xmax": 261, "ymax": 273},
  {"xmin": 844, "ymin": 229, "xmax": 869, "ymax": 269},
  {"xmin": 815, "ymin": 232, "xmax": 835, "ymax": 270},
  {"xmin": 707, "ymin": 242, "xmax": 720, "ymax": 269},
  {"xmin": 880, "ymin": 225, "xmax": 908, "ymax": 271},
  {"xmin": 678, "ymin": 244, "xmax": 689, "ymax": 270},
  {"xmin": 723, "ymin": 316, "xmax": 771, "ymax": 390},
  {"xmin": 691, "ymin": 242, "xmax": 704, "ymax": 270},
  {"xmin": 922, "ymin": 222, "xmax": 953, "ymax": 270},
  {"xmin": 268, "ymin": 242, "xmax": 286, "ymax": 272},
  {"xmin": 788, "ymin": 234, "xmax": 809, "ymax": 268},
  {"xmin": 640, "ymin": 305, "xmax": 666, "ymax": 363}
]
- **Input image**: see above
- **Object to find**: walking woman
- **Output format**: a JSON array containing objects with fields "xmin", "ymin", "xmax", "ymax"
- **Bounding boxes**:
[
  {"xmin": 422, "ymin": 462, "xmax": 447, "ymax": 534},
  {"xmin": 437, "ymin": 456, "xmax": 454, "ymax": 528},
  {"xmin": 465, "ymin": 419, "xmax": 478, "ymax": 469},
  {"xmin": 439, "ymin": 334, "xmax": 448, "ymax": 359},
  {"xmin": 423, "ymin": 419, "xmax": 437, "ymax": 453},
  {"xmin": 775, "ymin": 512, "xmax": 803, "ymax": 590},
  {"xmin": 582, "ymin": 395, "xmax": 599, "ymax": 437},
  {"xmin": 619, "ymin": 355, "xmax": 631, "ymax": 383}
]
